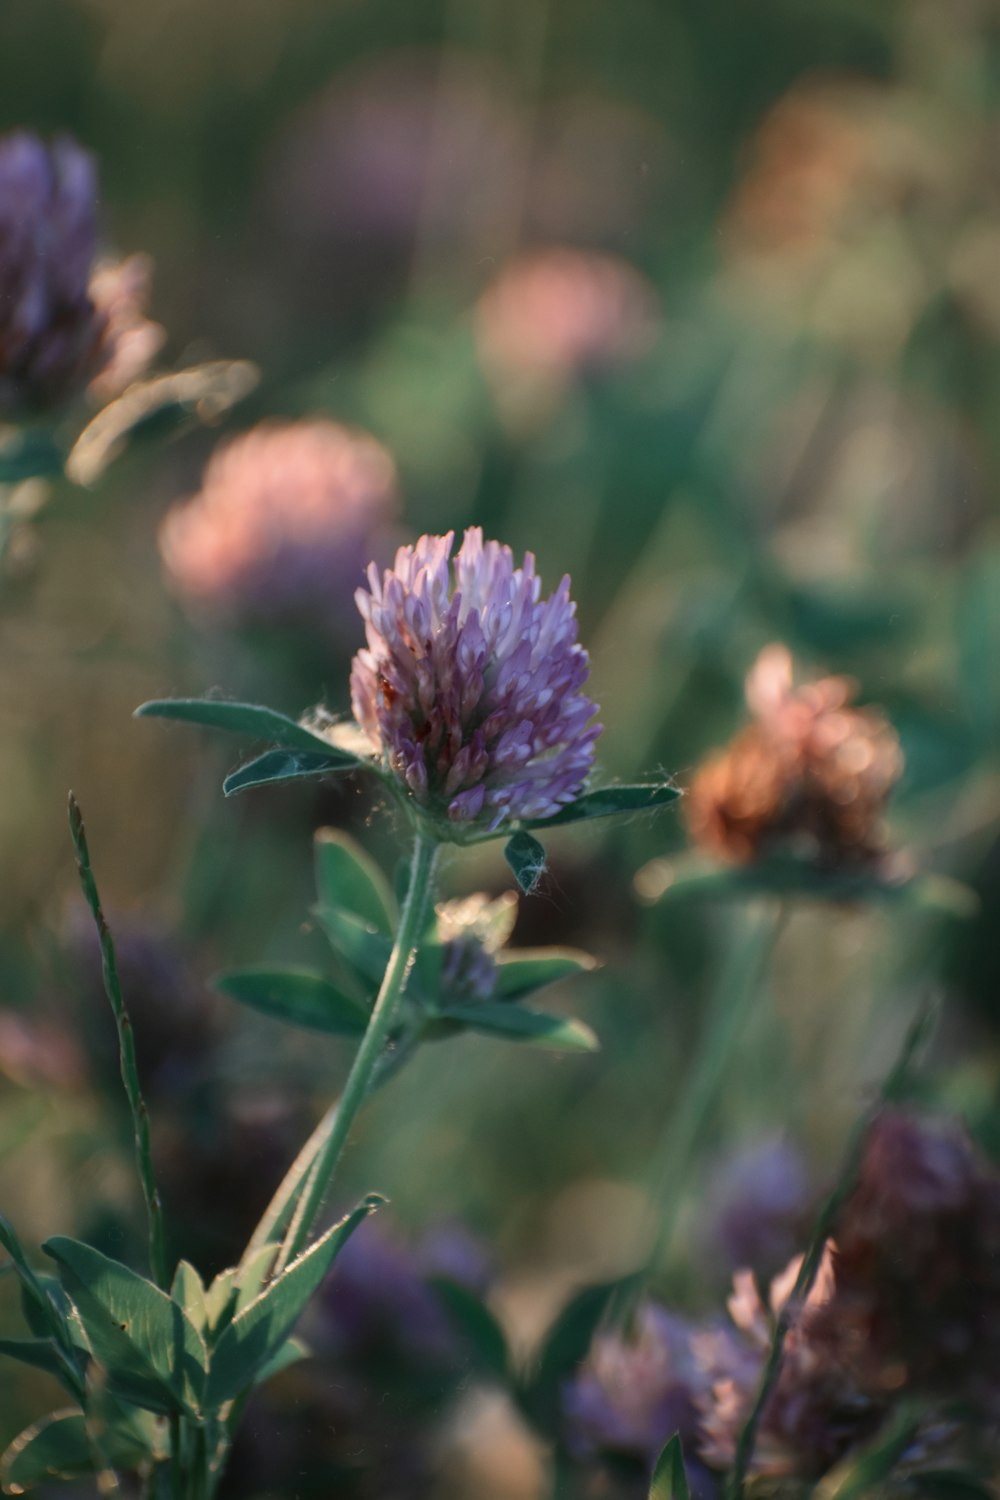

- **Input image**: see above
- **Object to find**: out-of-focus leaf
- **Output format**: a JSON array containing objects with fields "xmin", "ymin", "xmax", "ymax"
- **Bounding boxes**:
[
  {"xmin": 0, "ymin": 429, "xmax": 64, "ymax": 484},
  {"xmin": 429, "ymin": 1278, "xmax": 509, "ymax": 1383},
  {"xmin": 656, "ymin": 853, "xmax": 978, "ymax": 917},
  {"xmin": 43, "ymin": 1238, "xmax": 207, "ymax": 1417},
  {"xmin": 215, "ymin": 966, "xmax": 368, "ymax": 1035},
  {"xmin": 441, "ymin": 1001, "xmax": 598, "ymax": 1051},
  {"xmin": 134, "ymin": 698, "xmax": 343, "ymax": 754},
  {"xmin": 504, "ymin": 832, "xmax": 546, "ymax": 894},
  {"xmin": 0, "ymin": 1218, "xmax": 81, "ymax": 1383},
  {"xmin": 65, "ymin": 359, "xmax": 259, "ymax": 485},
  {"xmin": 0, "ymin": 1337, "xmax": 68, "ymax": 1381},
  {"xmin": 314, "ymin": 829, "xmax": 397, "ymax": 935},
  {"xmin": 205, "ymin": 1196, "xmax": 382, "ymax": 1407},
  {"xmin": 223, "ymin": 749, "xmax": 360, "ymax": 798},
  {"xmin": 493, "ymin": 949, "xmax": 597, "ymax": 1000},
  {"xmin": 313, "ymin": 904, "xmax": 391, "ymax": 986},
  {"xmin": 519, "ymin": 1273, "xmax": 640, "ymax": 1429},
  {"xmin": 0, "ymin": 1406, "xmax": 156, "ymax": 1490},
  {"xmin": 910, "ymin": 1474, "xmax": 998, "ymax": 1500},
  {"xmin": 524, "ymin": 784, "xmax": 680, "ymax": 829},
  {"xmin": 649, "ymin": 1435, "xmax": 690, "ymax": 1500}
]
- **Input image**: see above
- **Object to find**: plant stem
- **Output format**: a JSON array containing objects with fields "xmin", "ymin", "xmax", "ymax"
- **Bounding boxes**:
[
  {"xmin": 637, "ymin": 903, "xmax": 783, "ymax": 1298},
  {"xmin": 68, "ymin": 794, "xmax": 169, "ymax": 1289},
  {"xmin": 274, "ymin": 831, "xmax": 438, "ymax": 1272},
  {"xmin": 727, "ymin": 997, "xmax": 938, "ymax": 1499}
]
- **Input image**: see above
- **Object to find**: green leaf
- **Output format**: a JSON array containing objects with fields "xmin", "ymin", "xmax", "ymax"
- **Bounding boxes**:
[
  {"xmin": 43, "ymin": 1238, "xmax": 208, "ymax": 1417},
  {"xmin": 205, "ymin": 1196, "xmax": 382, "ymax": 1407},
  {"xmin": 0, "ymin": 1219, "xmax": 83, "ymax": 1391},
  {"xmin": 649, "ymin": 1436, "xmax": 690, "ymax": 1500},
  {"xmin": 520, "ymin": 1273, "xmax": 640, "ymax": 1429},
  {"xmin": 504, "ymin": 832, "xmax": 546, "ymax": 895},
  {"xmin": 441, "ymin": 1001, "xmax": 598, "ymax": 1052},
  {"xmin": 215, "ymin": 966, "xmax": 367, "ymax": 1036},
  {"xmin": 313, "ymin": 904, "xmax": 392, "ymax": 986},
  {"xmin": 493, "ymin": 949, "xmax": 597, "ymax": 1000},
  {"xmin": 0, "ymin": 1406, "xmax": 154, "ymax": 1490},
  {"xmin": 253, "ymin": 1336, "xmax": 309, "ymax": 1388},
  {"xmin": 170, "ymin": 1261, "xmax": 207, "ymax": 1333},
  {"xmin": 0, "ymin": 429, "xmax": 65, "ymax": 485},
  {"xmin": 0, "ymin": 1337, "xmax": 69, "ymax": 1381},
  {"xmin": 524, "ymin": 783, "xmax": 681, "ymax": 829},
  {"xmin": 223, "ymin": 748, "xmax": 360, "ymax": 798},
  {"xmin": 656, "ymin": 853, "xmax": 978, "ymax": 917},
  {"xmin": 133, "ymin": 698, "xmax": 340, "ymax": 753},
  {"xmin": 204, "ymin": 1242, "xmax": 282, "ymax": 1339},
  {"xmin": 314, "ymin": 829, "xmax": 397, "ymax": 935},
  {"xmin": 429, "ymin": 1279, "xmax": 509, "ymax": 1383}
]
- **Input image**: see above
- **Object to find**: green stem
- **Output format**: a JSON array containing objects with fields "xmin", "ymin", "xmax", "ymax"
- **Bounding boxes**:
[
  {"xmin": 274, "ymin": 831, "xmax": 439, "ymax": 1272},
  {"xmin": 640, "ymin": 903, "xmax": 783, "ymax": 1293},
  {"xmin": 727, "ymin": 997, "xmax": 938, "ymax": 1499},
  {"xmin": 68, "ymin": 794, "xmax": 169, "ymax": 1289}
]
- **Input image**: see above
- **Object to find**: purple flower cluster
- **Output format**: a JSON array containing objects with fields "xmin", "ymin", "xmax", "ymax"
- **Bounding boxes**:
[
  {"xmin": 0, "ymin": 131, "xmax": 159, "ymax": 413},
  {"xmin": 351, "ymin": 528, "xmax": 600, "ymax": 830}
]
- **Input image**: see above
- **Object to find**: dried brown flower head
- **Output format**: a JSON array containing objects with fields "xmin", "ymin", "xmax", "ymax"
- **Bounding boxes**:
[{"xmin": 685, "ymin": 644, "xmax": 903, "ymax": 871}]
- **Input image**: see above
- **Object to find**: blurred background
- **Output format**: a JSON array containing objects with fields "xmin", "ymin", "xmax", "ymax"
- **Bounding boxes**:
[{"xmin": 1, "ymin": 0, "xmax": 999, "ymax": 1494}]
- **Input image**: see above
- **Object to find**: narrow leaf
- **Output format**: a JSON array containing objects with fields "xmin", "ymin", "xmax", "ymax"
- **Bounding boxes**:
[
  {"xmin": 205, "ymin": 1195, "xmax": 382, "ymax": 1407},
  {"xmin": 314, "ymin": 829, "xmax": 397, "ymax": 935},
  {"xmin": 525, "ymin": 783, "xmax": 680, "ymax": 829},
  {"xmin": 649, "ymin": 1435, "xmax": 690, "ymax": 1500},
  {"xmin": 215, "ymin": 967, "xmax": 367, "ymax": 1036},
  {"xmin": 313, "ymin": 904, "xmax": 391, "ymax": 986},
  {"xmin": 493, "ymin": 949, "xmax": 597, "ymax": 1000},
  {"xmin": 0, "ymin": 1406, "xmax": 153, "ymax": 1490},
  {"xmin": 520, "ymin": 1273, "xmax": 640, "ymax": 1428},
  {"xmin": 134, "ymin": 697, "xmax": 340, "ymax": 752},
  {"xmin": 253, "ymin": 1336, "xmax": 309, "ymax": 1388},
  {"xmin": 429, "ymin": 1279, "xmax": 509, "ymax": 1383},
  {"xmin": 442, "ymin": 1001, "xmax": 598, "ymax": 1052},
  {"xmin": 505, "ymin": 831, "xmax": 546, "ymax": 895},
  {"xmin": 223, "ymin": 748, "xmax": 358, "ymax": 798},
  {"xmin": 43, "ymin": 1237, "xmax": 207, "ymax": 1417},
  {"xmin": 170, "ymin": 1261, "xmax": 207, "ymax": 1333},
  {"xmin": 0, "ymin": 1337, "xmax": 68, "ymax": 1381}
]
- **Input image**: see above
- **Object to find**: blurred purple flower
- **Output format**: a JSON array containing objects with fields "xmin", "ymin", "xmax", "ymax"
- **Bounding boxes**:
[
  {"xmin": 0, "ymin": 131, "xmax": 160, "ymax": 414},
  {"xmin": 700, "ymin": 1138, "xmax": 811, "ymax": 1279},
  {"xmin": 563, "ymin": 1303, "xmax": 705, "ymax": 1463},
  {"xmin": 159, "ymin": 419, "xmax": 398, "ymax": 635},
  {"xmin": 351, "ymin": 528, "xmax": 600, "ymax": 831}
]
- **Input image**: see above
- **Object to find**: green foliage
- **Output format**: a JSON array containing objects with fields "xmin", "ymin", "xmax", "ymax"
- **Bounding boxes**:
[
  {"xmin": 658, "ymin": 853, "xmax": 978, "ymax": 917},
  {"xmin": 504, "ymin": 831, "xmax": 547, "ymax": 894},
  {"xmin": 519, "ymin": 1274, "xmax": 640, "ymax": 1431},
  {"xmin": 204, "ymin": 1195, "xmax": 381, "ymax": 1407},
  {"xmin": 0, "ymin": 428, "xmax": 64, "ymax": 484},
  {"xmin": 223, "ymin": 748, "xmax": 359, "ymax": 797},
  {"xmin": 428, "ymin": 1279, "xmax": 510, "ymax": 1384},
  {"xmin": 134, "ymin": 698, "xmax": 340, "ymax": 752},
  {"xmin": 0, "ymin": 1406, "xmax": 156, "ymax": 1492},
  {"xmin": 649, "ymin": 1436, "xmax": 690, "ymax": 1500},
  {"xmin": 215, "ymin": 966, "xmax": 368, "ymax": 1035},
  {"xmin": 43, "ymin": 1238, "xmax": 208, "ymax": 1417},
  {"xmin": 493, "ymin": 949, "xmax": 597, "ymax": 999},
  {"xmin": 314, "ymin": 828, "xmax": 397, "ymax": 934},
  {"xmin": 439, "ymin": 1000, "xmax": 598, "ymax": 1052},
  {"xmin": 523, "ymin": 783, "xmax": 681, "ymax": 829}
]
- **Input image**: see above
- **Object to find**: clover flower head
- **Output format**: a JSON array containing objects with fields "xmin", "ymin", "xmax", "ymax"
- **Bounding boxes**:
[
  {"xmin": 351, "ymin": 528, "xmax": 600, "ymax": 832},
  {"xmin": 562, "ymin": 1301, "xmax": 705, "ymax": 1464},
  {"xmin": 436, "ymin": 892, "xmax": 518, "ymax": 1001},
  {"xmin": 685, "ymin": 643, "xmax": 902, "ymax": 871},
  {"xmin": 159, "ymin": 419, "xmax": 398, "ymax": 632},
  {"xmin": 0, "ymin": 131, "xmax": 159, "ymax": 414}
]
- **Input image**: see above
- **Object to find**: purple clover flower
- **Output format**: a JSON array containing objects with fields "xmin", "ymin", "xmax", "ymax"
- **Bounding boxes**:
[
  {"xmin": 0, "ymin": 131, "xmax": 159, "ymax": 414},
  {"xmin": 351, "ymin": 527, "xmax": 600, "ymax": 832}
]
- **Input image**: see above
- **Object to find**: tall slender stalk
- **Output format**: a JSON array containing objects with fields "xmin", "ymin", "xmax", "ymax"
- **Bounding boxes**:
[
  {"xmin": 727, "ymin": 997, "xmax": 938, "ymax": 1498},
  {"xmin": 274, "ymin": 830, "xmax": 439, "ymax": 1272},
  {"xmin": 625, "ymin": 902, "xmax": 783, "ymax": 1317},
  {"xmin": 68, "ymin": 794, "xmax": 169, "ymax": 1290}
]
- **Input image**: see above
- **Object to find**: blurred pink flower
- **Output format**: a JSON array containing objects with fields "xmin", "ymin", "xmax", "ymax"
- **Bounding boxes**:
[{"xmin": 159, "ymin": 419, "xmax": 399, "ymax": 633}]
